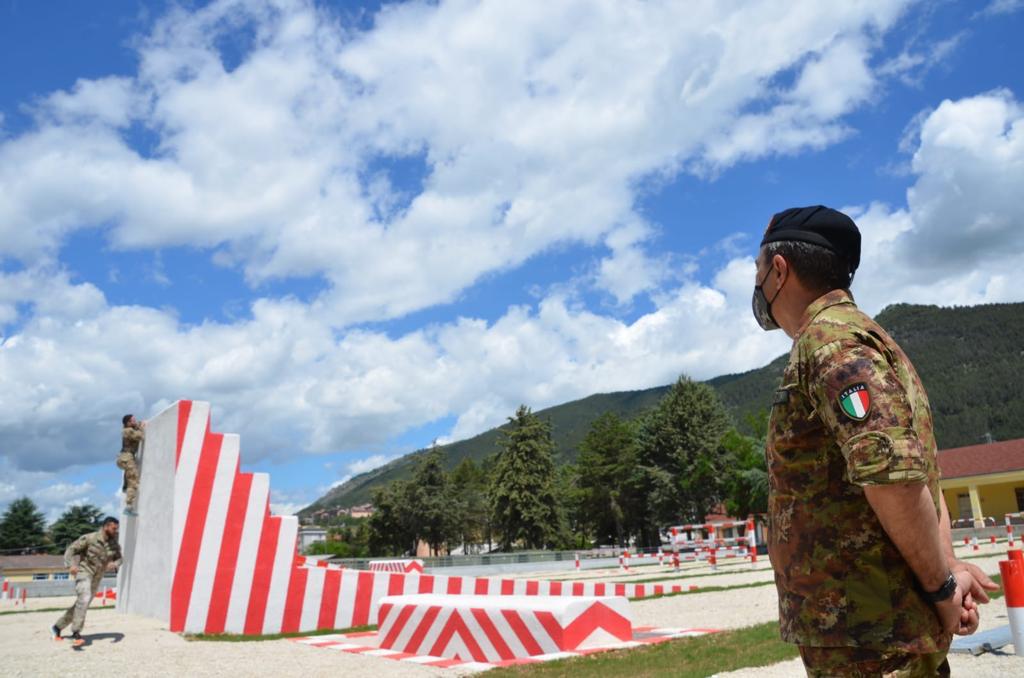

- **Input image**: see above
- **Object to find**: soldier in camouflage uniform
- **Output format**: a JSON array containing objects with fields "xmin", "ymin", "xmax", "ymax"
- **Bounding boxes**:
[
  {"xmin": 117, "ymin": 414, "xmax": 145, "ymax": 514},
  {"xmin": 50, "ymin": 517, "xmax": 122, "ymax": 646},
  {"xmin": 752, "ymin": 206, "xmax": 998, "ymax": 676}
]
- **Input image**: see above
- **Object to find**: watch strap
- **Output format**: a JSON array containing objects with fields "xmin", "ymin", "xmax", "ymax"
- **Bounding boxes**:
[{"xmin": 925, "ymin": 572, "xmax": 957, "ymax": 603}]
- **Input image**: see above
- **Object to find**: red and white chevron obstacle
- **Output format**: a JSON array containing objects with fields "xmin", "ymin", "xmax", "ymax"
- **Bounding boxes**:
[
  {"xmin": 369, "ymin": 559, "xmax": 424, "ymax": 574},
  {"xmin": 117, "ymin": 400, "xmax": 701, "ymax": 637},
  {"xmin": 376, "ymin": 593, "xmax": 632, "ymax": 662}
]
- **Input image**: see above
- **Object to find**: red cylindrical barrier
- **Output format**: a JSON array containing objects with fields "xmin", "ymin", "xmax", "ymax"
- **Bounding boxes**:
[
  {"xmin": 709, "ymin": 547, "xmax": 717, "ymax": 570},
  {"xmin": 657, "ymin": 547, "xmax": 664, "ymax": 566},
  {"xmin": 972, "ymin": 536, "xmax": 979, "ymax": 552},
  {"xmin": 991, "ymin": 534, "xmax": 997, "ymax": 546},
  {"xmin": 999, "ymin": 552, "xmax": 1024, "ymax": 654},
  {"xmin": 574, "ymin": 553, "xmax": 580, "ymax": 571},
  {"xmin": 1008, "ymin": 515, "xmax": 1016, "ymax": 548},
  {"xmin": 618, "ymin": 553, "xmax": 624, "ymax": 571},
  {"xmin": 624, "ymin": 549, "xmax": 630, "ymax": 572},
  {"xmin": 964, "ymin": 536, "xmax": 970, "ymax": 545}
]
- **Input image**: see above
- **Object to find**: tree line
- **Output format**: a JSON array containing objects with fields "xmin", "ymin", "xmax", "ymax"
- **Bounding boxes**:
[
  {"xmin": 0, "ymin": 499, "xmax": 106, "ymax": 555},
  {"xmin": 367, "ymin": 376, "xmax": 768, "ymax": 556}
]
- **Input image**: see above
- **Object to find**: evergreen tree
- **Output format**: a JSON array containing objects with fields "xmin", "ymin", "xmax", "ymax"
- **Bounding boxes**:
[
  {"xmin": 721, "ymin": 412, "xmax": 769, "ymax": 519},
  {"xmin": 408, "ymin": 446, "xmax": 457, "ymax": 556},
  {"xmin": 489, "ymin": 405, "xmax": 561, "ymax": 551},
  {"xmin": 48, "ymin": 503, "xmax": 104, "ymax": 554},
  {"xmin": 0, "ymin": 497, "xmax": 48, "ymax": 553},
  {"xmin": 634, "ymin": 377, "xmax": 731, "ymax": 544},
  {"xmin": 576, "ymin": 412, "xmax": 640, "ymax": 547},
  {"xmin": 367, "ymin": 481, "xmax": 415, "ymax": 557},
  {"xmin": 450, "ymin": 457, "xmax": 489, "ymax": 554}
]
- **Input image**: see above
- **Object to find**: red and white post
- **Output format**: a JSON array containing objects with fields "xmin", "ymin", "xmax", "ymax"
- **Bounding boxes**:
[
  {"xmin": 657, "ymin": 547, "xmax": 664, "ymax": 566},
  {"xmin": 574, "ymin": 552, "xmax": 580, "ymax": 572},
  {"xmin": 972, "ymin": 535, "xmax": 979, "ymax": 552},
  {"xmin": 618, "ymin": 552, "xmax": 624, "ymax": 571},
  {"xmin": 1008, "ymin": 515, "xmax": 1015, "ymax": 548},
  {"xmin": 624, "ymin": 548, "xmax": 631, "ymax": 572},
  {"xmin": 747, "ymin": 517, "xmax": 758, "ymax": 566},
  {"xmin": 999, "ymin": 549, "xmax": 1024, "ymax": 656}
]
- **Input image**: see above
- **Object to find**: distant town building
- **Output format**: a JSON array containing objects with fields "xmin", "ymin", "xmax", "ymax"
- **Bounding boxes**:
[
  {"xmin": 298, "ymin": 527, "xmax": 327, "ymax": 553},
  {"xmin": 0, "ymin": 554, "xmax": 68, "ymax": 583}
]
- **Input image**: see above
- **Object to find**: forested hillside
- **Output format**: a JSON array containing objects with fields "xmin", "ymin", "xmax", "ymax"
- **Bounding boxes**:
[{"xmin": 300, "ymin": 301, "xmax": 1024, "ymax": 516}]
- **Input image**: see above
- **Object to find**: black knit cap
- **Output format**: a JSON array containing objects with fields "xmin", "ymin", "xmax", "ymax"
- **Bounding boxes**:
[{"xmin": 760, "ymin": 205, "xmax": 861, "ymax": 273}]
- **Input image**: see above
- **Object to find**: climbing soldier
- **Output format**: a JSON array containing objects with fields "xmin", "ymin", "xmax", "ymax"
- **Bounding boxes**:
[
  {"xmin": 50, "ymin": 516, "xmax": 123, "ymax": 647},
  {"xmin": 117, "ymin": 414, "xmax": 145, "ymax": 515}
]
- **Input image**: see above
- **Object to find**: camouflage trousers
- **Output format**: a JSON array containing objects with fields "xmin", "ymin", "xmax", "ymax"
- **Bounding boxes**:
[
  {"xmin": 116, "ymin": 452, "xmax": 139, "ymax": 509},
  {"xmin": 55, "ymin": 571, "xmax": 102, "ymax": 634},
  {"xmin": 799, "ymin": 646, "xmax": 950, "ymax": 677}
]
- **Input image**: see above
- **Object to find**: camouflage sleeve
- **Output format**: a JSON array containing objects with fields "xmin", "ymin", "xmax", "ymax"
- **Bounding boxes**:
[
  {"xmin": 64, "ymin": 534, "xmax": 89, "ymax": 569},
  {"xmin": 123, "ymin": 427, "xmax": 145, "ymax": 442},
  {"xmin": 808, "ymin": 340, "xmax": 929, "ymax": 486}
]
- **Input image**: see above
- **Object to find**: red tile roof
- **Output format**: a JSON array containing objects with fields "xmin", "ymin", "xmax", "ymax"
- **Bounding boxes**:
[
  {"xmin": 0, "ymin": 554, "xmax": 66, "ymax": 571},
  {"xmin": 938, "ymin": 438, "xmax": 1024, "ymax": 480}
]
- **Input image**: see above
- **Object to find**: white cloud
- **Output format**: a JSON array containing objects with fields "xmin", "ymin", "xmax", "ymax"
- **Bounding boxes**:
[
  {"xmin": 0, "ymin": 0, "xmax": 912, "ymax": 324},
  {"xmin": 978, "ymin": 0, "xmax": 1024, "ymax": 18},
  {"xmin": 850, "ymin": 90, "xmax": 1024, "ymax": 312}
]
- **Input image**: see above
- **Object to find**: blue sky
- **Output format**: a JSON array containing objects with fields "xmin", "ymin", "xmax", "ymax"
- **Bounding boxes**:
[{"xmin": 2, "ymin": 0, "xmax": 1023, "ymax": 519}]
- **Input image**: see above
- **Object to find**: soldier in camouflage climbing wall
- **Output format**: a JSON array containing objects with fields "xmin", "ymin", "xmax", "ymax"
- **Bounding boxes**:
[
  {"xmin": 752, "ymin": 205, "xmax": 999, "ymax": 677},
  {"xmin": 117, "ymin": 414, "xmax": 145, "ymax": 515}
]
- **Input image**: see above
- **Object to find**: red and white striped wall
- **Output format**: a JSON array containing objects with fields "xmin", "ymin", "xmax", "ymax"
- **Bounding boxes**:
[
  {"xmin": 376, "ymin": 594, "xmax": 633, "ymax": 662},
  {"xmin": 369, "ymin": 559, "xmax": 424, "ymax": 573},
  {"xmin": 120, "ymin": 400, "xmax": 703, "ymax": 636}
]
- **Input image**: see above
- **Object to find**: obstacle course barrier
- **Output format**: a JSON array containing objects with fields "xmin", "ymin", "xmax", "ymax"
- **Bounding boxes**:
[
  {"xmin": 116, "ymin": 400, "xmax": 707, "ymax": 636},
  {"xmin": 376, "ymin": 593, "xmax": 632, "ymax": 662}
]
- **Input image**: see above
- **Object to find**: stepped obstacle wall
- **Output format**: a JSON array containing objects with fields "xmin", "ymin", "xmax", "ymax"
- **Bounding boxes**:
[{"xmin": 117, "ymin": 400, "xmax": 695, "ymax": 635}]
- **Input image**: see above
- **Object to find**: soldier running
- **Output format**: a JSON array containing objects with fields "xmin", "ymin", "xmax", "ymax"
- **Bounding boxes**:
[
  {"xmin": 752, "ymin": 206, "xmax": 999, "ymax": 676},
  {"xmin": 50, "ymin": 516, "xmax": 123, "ymax": 647},
  {"xmin": 117, "ymin": 414, "xmax": 145, "ymax": 515}
]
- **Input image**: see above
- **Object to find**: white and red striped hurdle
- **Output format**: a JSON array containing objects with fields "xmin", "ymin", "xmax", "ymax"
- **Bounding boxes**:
[
  {"xmin": 369, "ymin": 559, "xmax": 424, "ymax": 574},
  {"xmin": 376, "ymin": 594, "xmax": 633, "ymax": 662}
]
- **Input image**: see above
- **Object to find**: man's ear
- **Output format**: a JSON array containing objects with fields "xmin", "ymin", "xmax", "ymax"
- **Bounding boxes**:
[{"xmin": 771, "ymin": 253, "xmax": 789, "ymax": 285}]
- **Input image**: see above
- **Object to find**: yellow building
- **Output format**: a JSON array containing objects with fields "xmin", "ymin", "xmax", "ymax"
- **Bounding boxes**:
[
  {"xmin": 0, "ymin": 554, "xmax": 68, "ymax": 583},
  {"xmin": 938, "ymin": 438, "xmax": 1024, "ymax": 529}
]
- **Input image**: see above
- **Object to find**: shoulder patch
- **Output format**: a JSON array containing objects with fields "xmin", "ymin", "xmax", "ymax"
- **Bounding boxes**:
[{"xmin": 838, "ymin": 383, "xmax": 871, "ymax": 421}]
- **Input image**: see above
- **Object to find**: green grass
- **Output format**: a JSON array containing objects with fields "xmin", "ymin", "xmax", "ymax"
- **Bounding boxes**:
[
  {"xmin": 185, "ymin": 624, "xmax": 376, "ymax": 642},
  {"xmin": 0, "ymin": 604, "xmax": 114, "ymax": 617},
  {"xmin": 488, "ymin": 622, "xmax": 797, "ymax": 677}
]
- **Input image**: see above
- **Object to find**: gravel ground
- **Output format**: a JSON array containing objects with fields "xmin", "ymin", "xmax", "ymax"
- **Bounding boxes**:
[{"xmin": 0, "ymin": 602, "xmax": 455, "ymax": 678}]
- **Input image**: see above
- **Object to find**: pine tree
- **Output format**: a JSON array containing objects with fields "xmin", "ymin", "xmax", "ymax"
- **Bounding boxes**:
[
  {"xmin": 0, "ymin": 497, "xmax": 48, "ymax": 553},
  {"xmin": 408, "ymin": 446, "xmax": 457, "ymax": 556},
  {"xmin": 367, "ymin": 481, "xmax": 415, "ymax": 557},
  {"xmin": 576, "ymin": 412, "xmax": 640, "ymax": 547},
  {"xmin": 48, "ymin": 504, "xmax": 104, "ymax": 554},
  {"xmin": 450, "ymin": 457, "xmax": 489, "ymax": 554},
  {"xmin": 634, "ymin": 377, "xmax": 731, "ymax": 544},
  {"xmin": 489, "ymin": 405, "xmax": 561, "ymax": 551}
]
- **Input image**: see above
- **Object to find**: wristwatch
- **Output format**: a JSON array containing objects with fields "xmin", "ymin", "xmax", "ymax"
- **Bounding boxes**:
[{"xmin": 925, "ymin": 572, "xmax": 957, "ymax": 603}]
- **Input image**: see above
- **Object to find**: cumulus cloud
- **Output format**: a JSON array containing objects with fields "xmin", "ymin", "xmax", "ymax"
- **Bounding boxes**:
[
  {"xmin": 0, "ymin": 0, "xmax": 911, "ymax": 321},
  {"xmin": 850, "ymin": 90, "xmax": 1024, "ymax": 312}
]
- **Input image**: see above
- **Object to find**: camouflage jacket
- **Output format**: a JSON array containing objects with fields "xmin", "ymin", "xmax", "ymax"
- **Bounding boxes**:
[
  {"xmin": 64, "ymin": 529, "xmax": 122, "ymax": 577},
  {"xmin": 765, "ymin": 289, "xmax": 949, "ymax": 653},
  {"xmin": 121, "ymin": 425, "xmax": 144, "ymax": 456}
]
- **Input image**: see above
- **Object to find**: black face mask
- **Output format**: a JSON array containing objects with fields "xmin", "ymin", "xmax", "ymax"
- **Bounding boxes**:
[{"xmin": 752, "ymin": 267, "xmax": 782, "ymax": 331}]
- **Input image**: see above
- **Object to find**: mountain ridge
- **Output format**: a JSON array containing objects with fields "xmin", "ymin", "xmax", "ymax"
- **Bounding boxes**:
[{"xmin": 300, "ymin": 300, "xmax": 1024, "ymax": 517}]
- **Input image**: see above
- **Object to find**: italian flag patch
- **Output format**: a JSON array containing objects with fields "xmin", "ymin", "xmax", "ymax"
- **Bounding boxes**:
[{"xmin": 838, "ymin": 383, "xmax": 871, "ymax": 421}]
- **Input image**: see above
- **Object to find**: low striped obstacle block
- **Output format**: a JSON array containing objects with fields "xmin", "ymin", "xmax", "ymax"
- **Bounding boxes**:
[
  {"xmin": 369, "ymin": 559, "xmax": 424, "ymax": 574},
  {"xmin": 376, "ymin": 594, "xmax": 633, "ymax": 662}
]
